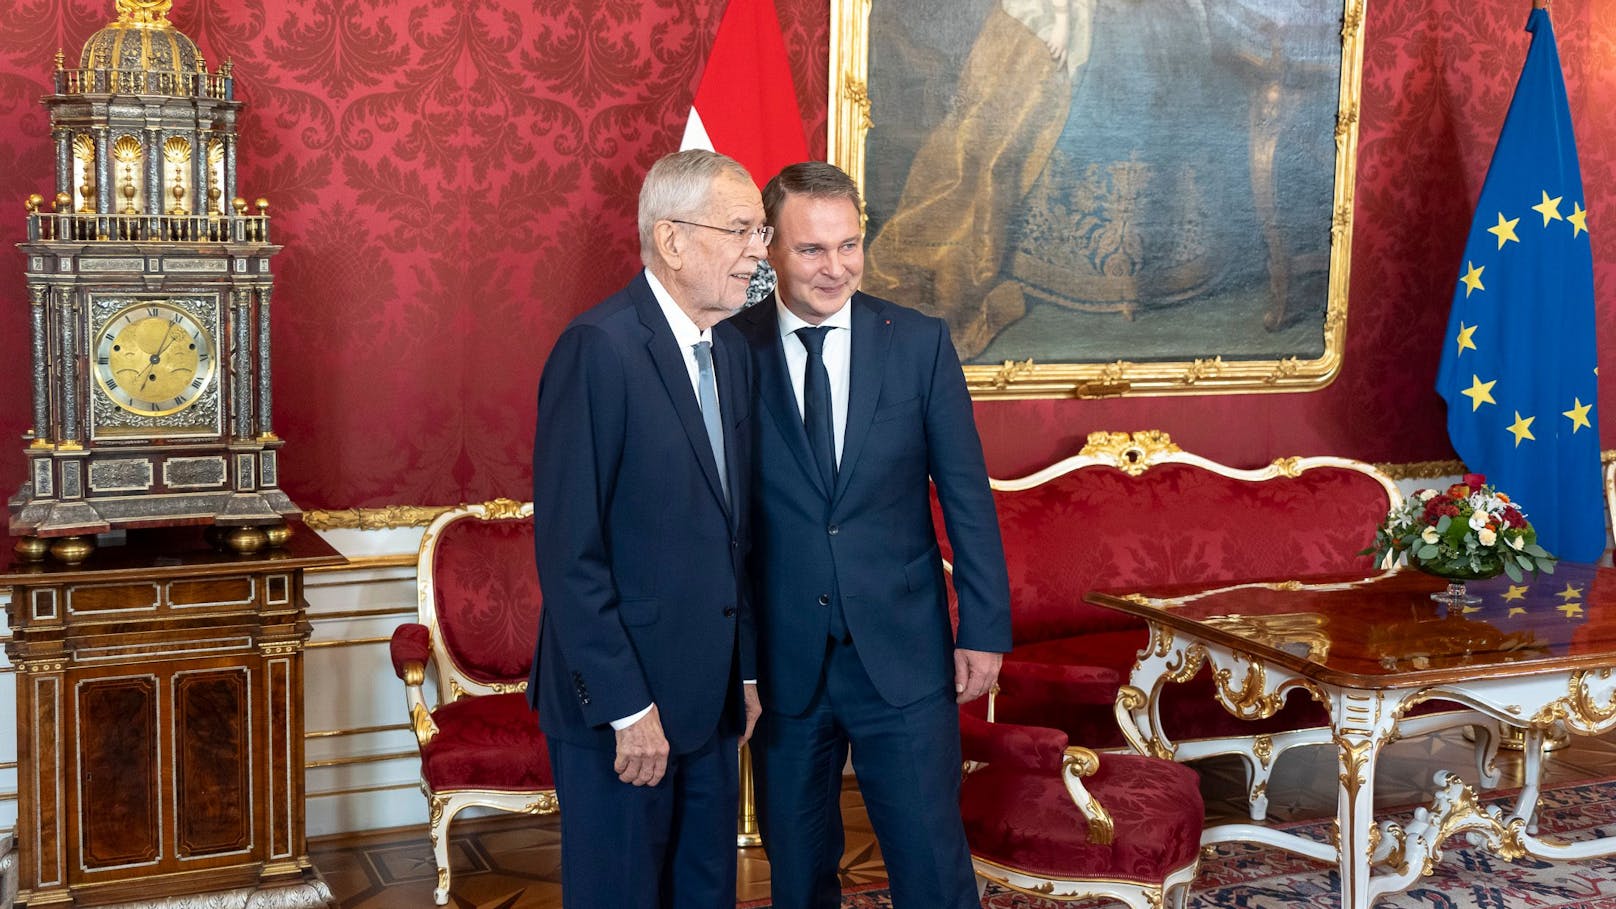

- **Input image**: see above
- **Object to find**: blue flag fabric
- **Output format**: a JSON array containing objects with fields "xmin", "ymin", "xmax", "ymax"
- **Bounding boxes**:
[{"xmin": 1435, "ymin": 8, "xmax": 1602, "ymax": 563}]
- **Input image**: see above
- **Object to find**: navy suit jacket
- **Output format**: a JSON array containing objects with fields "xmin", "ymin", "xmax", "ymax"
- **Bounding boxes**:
[
  {"xmin": 733, "ymin": 292, "xmax": 1011, "ymax": 716},
  {"xmin": 529, "ymin": 272, "xmax": 755, "ymax": 755}
]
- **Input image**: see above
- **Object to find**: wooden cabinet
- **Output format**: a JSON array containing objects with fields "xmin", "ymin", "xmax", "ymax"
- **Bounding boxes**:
[{"xmin": 2, "ymin": 527, "xmax": 343, "ymax": 907}]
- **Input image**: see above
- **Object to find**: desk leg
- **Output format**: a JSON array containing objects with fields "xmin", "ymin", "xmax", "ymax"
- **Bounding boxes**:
[{"xmin": 1333, "ymin": 690, "xmax": 1396, "ymax": 909}]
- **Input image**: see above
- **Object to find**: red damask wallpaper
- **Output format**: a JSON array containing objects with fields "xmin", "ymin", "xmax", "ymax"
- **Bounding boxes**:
[{"xmin": 0, "ymin": 0, "xmax": 1608, "ymax": 509}]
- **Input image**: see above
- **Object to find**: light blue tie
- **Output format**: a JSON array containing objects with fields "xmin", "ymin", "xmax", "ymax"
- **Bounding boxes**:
[{"xmin": 693, "ymin": 340, "xmax": 729, "ymax": 506}]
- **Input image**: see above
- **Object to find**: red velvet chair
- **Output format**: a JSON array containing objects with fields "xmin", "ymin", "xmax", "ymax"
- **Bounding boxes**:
[
  {"xmin": 960, "ymin": 662, "xmax": 1204, "ymax": 907},
  {"xmin": 388, "ymin": 499, "xmax": 553, "ymax": 905},
  {"xmin": 941, "ymin": 430, "xmax": 1500, "ymax": 820}
]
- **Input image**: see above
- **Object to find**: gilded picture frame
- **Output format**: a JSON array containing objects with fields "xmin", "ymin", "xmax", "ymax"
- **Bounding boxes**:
[{"xmin": 830, "ymin": 0, "xmax": 1367, "ymax": 398}]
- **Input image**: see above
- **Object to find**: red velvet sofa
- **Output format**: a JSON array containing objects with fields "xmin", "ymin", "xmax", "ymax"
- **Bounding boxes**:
[{"xmin": 943, "ymin": 431, "xmax": 1499, "ymax": 820}]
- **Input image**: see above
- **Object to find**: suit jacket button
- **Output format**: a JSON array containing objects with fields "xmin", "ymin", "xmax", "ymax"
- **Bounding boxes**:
[
  {"xmin": 818, "ymin": 594, "xmax": 830, "ymax": 606},
  {"xmin": 827, "ymin": 524, "xmax": 839, "ymax": 535},
  {"xmin": 724, "ymin": 606, "xmax": 736, "ymax": 617}
]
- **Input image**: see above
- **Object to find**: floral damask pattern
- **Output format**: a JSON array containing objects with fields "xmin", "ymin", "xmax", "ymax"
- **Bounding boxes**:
[{"xmin": 0, "ymin": 1, "xmax": 1604, "ymax": 508}]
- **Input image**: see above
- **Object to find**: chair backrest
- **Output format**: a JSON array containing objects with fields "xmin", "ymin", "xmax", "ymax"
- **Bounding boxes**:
[
  {"xmin": 937, "ymin": 431, "xmax": 1402, "ymax": 646},
  {"xmin": 416, "ymin": 499, "xmax": 541, "ymax": 701}
]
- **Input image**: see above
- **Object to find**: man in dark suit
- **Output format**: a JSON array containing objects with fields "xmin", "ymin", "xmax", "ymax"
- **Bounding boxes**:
[
  {"xmin": 529, "ymin": 149, "xmax": 765, "ymax": 908},
  {"xmin": 734, "ymin": 161, "xmax": 1013, "ymax": 909}
]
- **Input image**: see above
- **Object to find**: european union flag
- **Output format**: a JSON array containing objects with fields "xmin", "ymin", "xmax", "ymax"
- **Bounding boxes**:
[{"xmin": 1436, "ymin": 7, "xmax": 1602, "ymax": 563}]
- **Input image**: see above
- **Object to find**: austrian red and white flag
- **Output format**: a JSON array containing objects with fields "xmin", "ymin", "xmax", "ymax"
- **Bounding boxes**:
[{"xmin": 680, "ymin": 0, "xmax": 809, "ymax": 189}]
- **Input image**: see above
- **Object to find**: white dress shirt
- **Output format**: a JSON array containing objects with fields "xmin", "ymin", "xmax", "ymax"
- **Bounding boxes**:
[
  {"xmin": 646, "ymin": 270, "xmax": 716, "ymax": 405},
  {"xmin": 775, "ymin": 293, "xmax": 852, "ymax": 463}
]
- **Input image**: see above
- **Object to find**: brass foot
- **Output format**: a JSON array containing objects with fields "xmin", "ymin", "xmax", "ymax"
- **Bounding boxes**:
[
  {"xmin": 13, "ymin": 536, "xmax": 49, "ymax": 562},
  {"xmin": 48, "ymin": 536, "xmax": 94, "ymax": 564},
  {"xmin": 264, "ymin": 521, "xmax": 292, "ymax": 548},
  {"xmin": 223, "ymin": 526, "xmax": 268, "ymax": 554}
]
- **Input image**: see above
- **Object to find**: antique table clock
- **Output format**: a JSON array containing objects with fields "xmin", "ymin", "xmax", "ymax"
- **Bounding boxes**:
[{"xmin": 11, "ymin": 0, "xmax": 298, "ymax": 562}]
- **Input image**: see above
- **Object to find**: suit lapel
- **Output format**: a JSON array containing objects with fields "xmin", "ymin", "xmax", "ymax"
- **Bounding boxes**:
[
  {"xmin": 712, "ymin": 329, "xmax": 745, "ymax": 529},
  {"xmin": 634, "ymin": 279, "xmax": 730, "ymax": 516},
  {"xmin": 740, "ymin": 304, "xmax": 830, "ymax": 499},
  {"xmin": 834, "ymin": 294, "xmax": 891, "ymax": 505}
]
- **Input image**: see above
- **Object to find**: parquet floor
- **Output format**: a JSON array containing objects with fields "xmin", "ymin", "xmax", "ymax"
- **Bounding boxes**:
[{"xmin": 309, "ymin": 729, "xmax": 1616, "ymax": 907}]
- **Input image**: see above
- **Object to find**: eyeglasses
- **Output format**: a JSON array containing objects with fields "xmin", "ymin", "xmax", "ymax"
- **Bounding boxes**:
[{"xmin": 668, "ymin": 219, "xmax": 774, "ymax": 246}]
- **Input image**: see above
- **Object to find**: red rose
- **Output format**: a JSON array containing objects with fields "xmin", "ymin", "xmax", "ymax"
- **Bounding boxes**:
[
  {"xmin": 1462, "ymin": 473, "xmax": 1487, "ymax": 489},
  {"xmin": 1504, "ymin": 508, "xmax": 1528, "ymax": 529}
]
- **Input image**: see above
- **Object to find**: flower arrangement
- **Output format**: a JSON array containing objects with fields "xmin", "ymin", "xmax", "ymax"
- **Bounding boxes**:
[{"xmin": 1363, "ymin": 473, "xmax": 1556, "ymax": 582}]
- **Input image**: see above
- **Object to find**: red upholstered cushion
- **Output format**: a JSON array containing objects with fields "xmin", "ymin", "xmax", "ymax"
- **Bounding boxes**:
[
  {"xmin": 433, "ymin": 518, "xmax": 543, "ymax": 685},
  {"xmin": 390, "ymin": 623, "xmax": 430, "ymax": 679},
  {"xmin": 936, "ymin": 463, "xmax": 1391, "ymax": 646},
  {"xmin": 420, "ymin": 692, "xmax": 553, "ymax": 792},
  {"xmin": 960, "ymin": 752, "xmax": 1203, "ymax": 882}
]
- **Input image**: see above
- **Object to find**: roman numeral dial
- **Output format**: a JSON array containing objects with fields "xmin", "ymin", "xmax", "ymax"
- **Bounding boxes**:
[{"xmin": 93, "ymin": 300, "xmax": 217, "ymax": 416}]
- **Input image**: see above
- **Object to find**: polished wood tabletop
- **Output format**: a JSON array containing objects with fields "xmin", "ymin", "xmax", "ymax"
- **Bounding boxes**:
[{"xmin": 1085, "ymin": 563, "xmax": 1616, "ymax": 690}]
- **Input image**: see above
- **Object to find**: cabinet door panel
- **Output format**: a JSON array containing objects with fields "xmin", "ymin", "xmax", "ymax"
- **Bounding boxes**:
[{"xmin": 78, "ymin": 675, "xmax": 160, "ymax": 868}]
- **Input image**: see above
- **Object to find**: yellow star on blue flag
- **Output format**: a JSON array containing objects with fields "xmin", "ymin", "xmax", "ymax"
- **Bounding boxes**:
[{"xmin": 1435, "ymin": 8, "xmax": 1602, "ymax": 563}]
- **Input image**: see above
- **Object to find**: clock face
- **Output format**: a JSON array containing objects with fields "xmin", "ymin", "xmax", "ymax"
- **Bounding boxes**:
[{"xmin": 94, "ymin": 300, "xmax": 217, "ymax": 417}]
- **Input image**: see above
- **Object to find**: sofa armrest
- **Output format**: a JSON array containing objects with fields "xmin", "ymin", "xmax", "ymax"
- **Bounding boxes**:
[
  {"xmin": 959, "ymin": 711, "xmax": 1068, "ymax": 773},
  {"xmin": 390, "ymin": 623, "xmax": 431, "ymax": 681}
]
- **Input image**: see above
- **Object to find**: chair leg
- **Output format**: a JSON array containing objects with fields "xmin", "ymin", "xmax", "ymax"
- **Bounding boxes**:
[{"xmin": 427, "ymin": 792, "xmax": 454, "ymax": 905}]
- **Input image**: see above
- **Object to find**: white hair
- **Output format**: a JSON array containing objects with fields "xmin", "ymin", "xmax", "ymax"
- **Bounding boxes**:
[{"xmin": 638, "ymin": 149, "xmax": 752, "ymax": 266}]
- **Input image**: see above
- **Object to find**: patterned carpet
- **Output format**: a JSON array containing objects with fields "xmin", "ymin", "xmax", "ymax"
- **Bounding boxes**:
[
  {"xmin": 313, "ymin": 731, "xmax": 1616, "ymax": 907},
  {"xmin": 754, "ymin": 776, "xmax": 1616, "ymax": 909}
]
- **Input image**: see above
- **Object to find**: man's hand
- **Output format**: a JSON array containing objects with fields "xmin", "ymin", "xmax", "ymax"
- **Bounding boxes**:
[
  {"xmin": 954, "ymin": 649, "xmax": 1003, "ymax": 704},
  {"xmin": 614, "ymin": 705, "xmax": 670, "ymax": 786},
  {"xmin": 740, "ymin": 683, "xmax": 762, "ymax": 748}
]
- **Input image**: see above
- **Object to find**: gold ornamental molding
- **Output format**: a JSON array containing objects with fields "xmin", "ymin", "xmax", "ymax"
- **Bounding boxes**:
[{"xmin": 303, "ymin": 504, "xmax": 452, "ymax": 531}]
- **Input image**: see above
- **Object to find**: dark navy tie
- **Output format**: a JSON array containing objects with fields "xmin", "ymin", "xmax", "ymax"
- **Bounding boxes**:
[
  {"xmin": 797, "ymin": 325, "xmax": 846, "ymax": 641},
  {"xmin": 796, "ymin": 326, "xmax": 836, "ymax": 494}
]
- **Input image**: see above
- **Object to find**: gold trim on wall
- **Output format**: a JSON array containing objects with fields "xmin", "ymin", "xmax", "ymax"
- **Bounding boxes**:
[
  {"xmin": 828, "ymin": 0, "xmax": 1368, "ymax": 398},
  {"xmin": 306, "ymin": 781, "xmax": 421, "ymax": 801},
  {"xmin": 304, "ymin": 505, "xmax": 452, "ymax": 530},
  {"xmin": 306, "ymin": 749, "xmax": 417, "ymax": 770},
  {"xmin": 306, "ymin": 723, "xmax": 407, "ymax": 740},
  {"xmin": 306, "ymin": 636, "xmax": 392, "ymax": 650},
  {"xmin": 306, "ymin": 554, "xmax": 417, "ymax": 574}
]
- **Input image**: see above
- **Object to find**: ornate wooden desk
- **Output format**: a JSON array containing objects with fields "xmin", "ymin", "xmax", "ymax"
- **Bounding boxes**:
[
  {"xmin": 1, "ymin": 527, "xmax": 343, "ymax": 907},
  {"xmin": 1088, "ymin": 564, "xmax": 1616, "ymax": 909}
]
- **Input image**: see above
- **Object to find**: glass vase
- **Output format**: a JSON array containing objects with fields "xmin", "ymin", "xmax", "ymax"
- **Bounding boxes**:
[{"xmin": 1430, "ymin": 580, "xmax": 1481, "ymax": 607}]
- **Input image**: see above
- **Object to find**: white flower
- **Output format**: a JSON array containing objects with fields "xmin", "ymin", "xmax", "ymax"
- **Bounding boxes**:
[
  {"xmin": 1418, "ymin": 489, "xmax": 1438, "ymax": 501},
  {"xmin": 1478, "ymin": 527, "xmax": 1497, "ymax": 546},
  {"xmin": 1468, "ymin": 510, "xmax": 1490, "ymax": 532},
  {"xmin": 1421, "ymin": 527, "xmax": 1441, "ymax": 545},
  {"xmin": 1508, "ymin": 534, "xmax": 1526, "ymax": 551}
]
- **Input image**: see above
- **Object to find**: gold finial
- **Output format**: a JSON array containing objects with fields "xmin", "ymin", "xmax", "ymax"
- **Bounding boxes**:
[
  {"xmin": 54, "ymin": 49, "xmax": 65, "ymax": 70},
  {"xmin": 221, "ymin": 59, "xmax": 234, "ymax": 77},
  {"xmin": 114, "ymin": 0, "xmax": 174, "ymax": 26},
  {"xmin": 25, "ymin": 194, "xmax": 43, "ymax": 213},
  {"xmin": 255, "ymin": 198, "xmax": 269, "ymax": 213},
  {"xmin": 232, "ymin": 197, "xmax": 247, "ymax": 215},
  {"xmin": 54, "ymin": 192, "xmax": 72, "ymax": 212}
]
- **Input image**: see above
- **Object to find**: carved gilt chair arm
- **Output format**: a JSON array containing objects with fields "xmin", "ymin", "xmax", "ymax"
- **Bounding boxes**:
[
  {"xmin": 389, "ymin": 623, "xmax": 439, "ymax": 747},
  {"xmin": 1062, "ymin": 746, "xmax": 1115, "ymax": 846}
]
